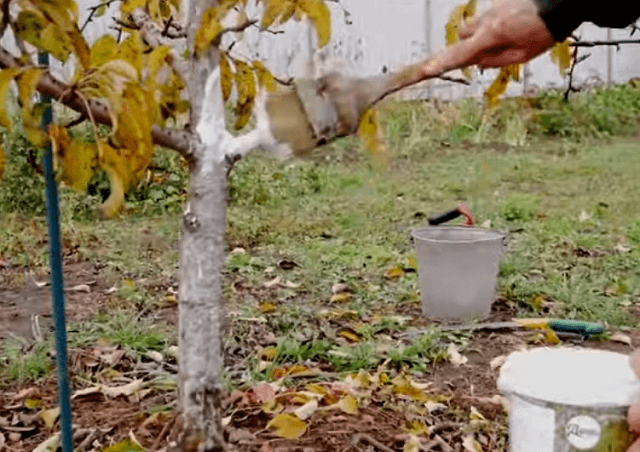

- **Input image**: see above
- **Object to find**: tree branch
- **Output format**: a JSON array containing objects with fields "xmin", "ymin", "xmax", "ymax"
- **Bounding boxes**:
[
  {"xmin": 0, "ymin": 46, "xmax": 193, "ymax": 160},
  {"xmin": 437, "ymin": 75, "xmax": 470, "ymax": 85},
  {"xmin": 564, "ymin": 51, "xmax": 590, "ymax": 101},
  {"xmin": 212, "ymin": 19, "xmax": 258, "ymax": 46},
  {"xmin": 80, "ymin": 0, "xmax": 121, "ymax": 33},
  {"xmin": 571, "ymin": 39, "xmax": 640, "ymax": 47}
]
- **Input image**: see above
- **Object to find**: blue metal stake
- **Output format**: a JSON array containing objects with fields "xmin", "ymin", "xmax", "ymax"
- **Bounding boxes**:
[{"xmin": 39, "ymin": 51, "xmax": 74, "ymax": 452}]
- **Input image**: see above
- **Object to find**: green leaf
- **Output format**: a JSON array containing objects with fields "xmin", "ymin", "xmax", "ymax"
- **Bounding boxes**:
[
  {"xmin": 94, "ymin": 4, "xmax": 108, "ymax": 17},
  {"xmin": 101, "ymin": 438, "xmax": 145, "ymax": 452}
]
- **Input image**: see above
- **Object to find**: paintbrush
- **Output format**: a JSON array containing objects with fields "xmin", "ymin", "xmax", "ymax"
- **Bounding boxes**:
[{"xmin": 264, "ymin": 43, "xmax": 475, "ymax": 156}]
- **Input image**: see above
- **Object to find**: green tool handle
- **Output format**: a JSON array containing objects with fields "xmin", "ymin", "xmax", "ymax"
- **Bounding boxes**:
[{"xmin": 547, "ymin": 320, "xmax": 605, "ymax": 336}]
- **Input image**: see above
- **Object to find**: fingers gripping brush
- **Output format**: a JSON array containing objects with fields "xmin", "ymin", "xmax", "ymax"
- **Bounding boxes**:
[{"xmin": 264, "ymin": 41, "xmax": 479, "ymax": 156}]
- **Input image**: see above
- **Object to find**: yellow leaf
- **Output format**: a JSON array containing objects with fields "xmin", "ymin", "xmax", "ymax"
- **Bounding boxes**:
[
  {"xmin": 121, "ymin": 0, "xmax": 146, "ymax": 14},
  {"xmin": 16, "ymin": 68, "xmax": 45, "ymax": 123},
  {"xmin": 0, "ymin": 68, "xmax": 20, "ymax": 129},
  {"xmin": 483, "ymin": 67, "xmax": 511, "ymax": 109},
  {"xmin": 335, "ymin": 394, "xmax": 358, "ymax": 415},
  {"xmin": 195, "ymin": 8, "xmax": 223, "ymax": 55},
  {"xmin": 233, "ymin": 59, "xmax": 256, "ymax": 129},
  {"xmin": 39, "ymin": 407, "xmax": 60, "ymax": 429},
  {"xmin": 40, "ymin": 23, "xmax": 72, "ymax": 62},
  {"xmin": 298, "ymin": 0, "xmax": 331, "ymax": 47},
  {"xmin": 338, "ymin": 329, "xmax": 360, "ymax": 343},
  {"xmin": 220, "ymin": 52, "xmax": 234, "ymax": 101},
  {"xmin": 402, "ymin": 419, "xmax": 430, "ymax": 435},
  {"xmin": 330, "ymin": 292, "xmax": 352, "ymax": 303},
  {"xmin": 260, "ymin": 347, "xmax": 277, "ymax": 360},
  {"xmin": 236, "ymin": 9, "xmax": 249, "ymax": 38},
  {"xmin": 102, "ymin": 438, "xmax": 145, "ymax": 452},
  {"xmin": 261, "ymin": 0, "xmax": 293, "ymax": 29},
  {"xmin": 445, "ymin": 4, "xmax": 465, "ymax": 46},
  {"xmin": 24, "ymin": 126, "xmax": 51, "ymax": 148},
  {"xmin": 383, "ymin": 266, "xmax": 404, "ymax": 279},
  {"xmin": 278, "ymin": 0, "xmax": 297, "ymax": 24},
  {"xmin": 68, "ymin": 28, "xmax": 91, "ymax": 70},
  {"xmin": 357, "ymin": 108, "xmax": 388, "ymax": 165},
  {"xmin": 49, "ymin": 126, "xmax": 97, "ymax": 191},
  {"xmin": 90, "ymin": 34, "xmax": 119, "ymax": 67},
  {"xmin": 252, "ymin": 60, "xmax": 276, "ymax": 92},
  {"xmin": 403, "ymin": 435, "xmax": 421, "ymax": 452},
  {"xmin": 147, "ymin": 45, "xmax": 171, "ymax": 81},
  {"xmin": 266, "ymin": 413, "xmax": 307, "ymax": 439},
  {"xmin": 24, "ymin": 398, "xmax": 41, "ymax": 410},
  {"xmin": 14, "ymin": 10, "xmax": 47, "ymax": 50},
  {"xmin": 116, "ymin": 32, "xmax": 144, "ymax": 77},
  {"xmin": 550, "ymin": 39, "xmax": 572, "ymax": 76},
  {"xmin": 258, "ymin": 301, "xmax": 277, "ymax": 313},
  {"xmin": 462, "ymin": 434, "xmax": 484, "ymax": 452}
]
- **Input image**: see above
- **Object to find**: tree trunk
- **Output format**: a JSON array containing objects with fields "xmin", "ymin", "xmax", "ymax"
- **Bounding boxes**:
[{"xmin": 177, "ymin": 0, "xmax": 227, "ymax": 450}]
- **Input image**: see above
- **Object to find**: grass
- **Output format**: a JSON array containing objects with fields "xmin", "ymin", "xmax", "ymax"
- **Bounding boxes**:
[{"xmin": 3, "ymin": 84, "xmax": 640, "ymax": 382}]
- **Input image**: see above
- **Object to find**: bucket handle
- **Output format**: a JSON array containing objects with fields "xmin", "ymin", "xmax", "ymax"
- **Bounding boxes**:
[{"xmin": 428, "ymin": 204, "xmax": 474, "ymax": 227}]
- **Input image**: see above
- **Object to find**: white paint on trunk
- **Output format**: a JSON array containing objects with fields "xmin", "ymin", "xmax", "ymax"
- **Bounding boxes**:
[{"xmin": 196, "ymin": 66, "xmax": 293, "ymax": 169}]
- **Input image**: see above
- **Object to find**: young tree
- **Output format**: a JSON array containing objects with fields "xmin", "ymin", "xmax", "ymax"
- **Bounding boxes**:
[{"xmin": 0, "ymin": 0, "xmax": 343, "ymax": 450}]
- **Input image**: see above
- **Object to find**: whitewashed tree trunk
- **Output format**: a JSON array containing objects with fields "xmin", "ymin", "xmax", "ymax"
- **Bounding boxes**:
[{"xmin": 177, "ymin": 0, "xmax": 227, "ymax": 450}]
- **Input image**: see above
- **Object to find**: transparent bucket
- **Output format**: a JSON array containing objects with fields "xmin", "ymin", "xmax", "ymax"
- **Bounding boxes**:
[{"xmin": 411, "ymin": 226, "xmax": 506, "ymax": 320}]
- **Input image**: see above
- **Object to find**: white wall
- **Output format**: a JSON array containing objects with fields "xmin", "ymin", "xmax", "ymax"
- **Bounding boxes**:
[{"xmin": 6, "ymin": 0, "xmax": 640, "ymax": 102}]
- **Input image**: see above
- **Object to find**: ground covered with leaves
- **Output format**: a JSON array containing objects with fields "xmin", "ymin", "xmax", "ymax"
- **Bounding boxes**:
[{"xmin": 3, "ymin": 87, "xmax": 640, "ymax": 451}]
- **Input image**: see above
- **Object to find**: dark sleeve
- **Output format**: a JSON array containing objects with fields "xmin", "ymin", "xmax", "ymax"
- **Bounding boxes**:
[
  {"xmin": 532, "ymin": 0, "xmax": 640, "ymax": 42},
  {"xmin": 531, "ymin": 0, "xmax": 584, "ymax": 42}
]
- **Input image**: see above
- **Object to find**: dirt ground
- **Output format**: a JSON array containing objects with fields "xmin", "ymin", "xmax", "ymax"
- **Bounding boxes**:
[{"xmin": 1, "ymin": 263, "xmax": 639, "ymax": 452}]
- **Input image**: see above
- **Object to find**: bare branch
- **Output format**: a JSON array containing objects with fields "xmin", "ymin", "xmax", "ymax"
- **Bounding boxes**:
[
  {"xmin": 0, "ymin": 0, "xmax": 11, "ymax": 39},
  {"xmin": 571, "ymin": 39, "xmax": 640, "ymax": 47},
  {"xmin": 564, "ymin": 51, "xmax": 590, "ymax": 101},
  {"xmin": 81, "ymin": 0, "xmax": 122, "ymax": 33},
  {"xmin": 437, "ymin": 75, "xmax": 471, "ymax": 85},
  {"xmin": 212, "ymin": 19, "xmax": 258, "ymax": 46},
  {"xmin": 0, "ymin": 46, "xmax": 193, "ymax": 160}
]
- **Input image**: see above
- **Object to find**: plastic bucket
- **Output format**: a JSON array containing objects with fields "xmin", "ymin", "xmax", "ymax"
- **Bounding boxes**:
[
  {"xmin": 497, "ymin": 347, "xmax": 640, "ymax": 452},
  {"xmin": 411, "ymin": 226, "xmax": 506, "ymax": 320}
]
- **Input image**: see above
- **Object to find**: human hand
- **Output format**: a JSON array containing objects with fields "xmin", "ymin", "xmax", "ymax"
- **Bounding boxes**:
[{"xmin": 627, "ymin": 349, "xmax": 640, "ymax": 451}]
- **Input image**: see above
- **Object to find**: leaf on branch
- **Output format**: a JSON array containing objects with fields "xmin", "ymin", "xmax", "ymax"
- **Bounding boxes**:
[
  {"xmin": 49, "ymin": 126, "xmax": 97, "ymax": 192},
  {"xmin": 116, "ymin": 31, "xmax": 144, "ymax": 77},
  {"xmin": 298, "ymin": 0, "xmax": 331, "ymax": 48},
  {"xmin": 121, "ymin": 0, "xmax": 147, "ymax": 15},
  {"xmin": 550, "ymin": 39, "xmax": 572, "ymax": 76},
  {"xmin": 195, "ymin": 7, "xmax": 224, "ymax": 55},
  {"xmin": 445, "ymin": 0, "xmax": 476, "ymax": 78},
  {"xmin": 40, "ymin": 23, "xmax": 73, "ymax": 62},
  {"xmin": 0, "ymin": 68, "xmax": 20, "ymax": 130},
  {"xmin": 220, "ymin": 52, "xmax": 234, "ymax": 101},
  {"xmin": 233, "ymin": 59, "xmax": 257, "ymax": 129},
  {"xmin": 14, "ymin": 10, "xmax": 47, "ymax": 50},
  {"xmin": 147, "ymin": 45, "xmax": 172, "ymax": 81},
  {"xmin": 483, "ymin": 64, "xmax": 519, "ymax": 109},
  {"xmin": 357, "ymin": 108, "xmax": 388, "ymax": 166},
  {"xmin": 90, "ymin": 34, "xmax": 119, "ymax": 67},
  {"xmin": 94, "ymin": 4, "xmax": 108, "ymax": 17},
  {"xmin": 261, "ymin": 0, "xmax": 294, "ymax": 29},
  {"xmin": 252, "ymin": 60, "xmax": 276, "ymax": 92},
  {"xmin": 16, "ymin": 68, "xmax": 45, "ymax": 124}
]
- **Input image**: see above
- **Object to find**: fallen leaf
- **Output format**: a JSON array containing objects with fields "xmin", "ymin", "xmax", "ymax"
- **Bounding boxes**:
[
  {"xmin": 615, "ymin": 243, "xmax": 632, "ymax": 253},
  {"xmin": 228, "ymin": 427, "xmax": 256, "ymax": 443},
  {"xmin": 338, "ymin": 328, "xmax": 361, "ymax": 343},
  {"xmin": 260, "ymin": 347, "xmax": 277, "ymax": 361},
  {"xmin": 294, "ymin": 399, "xmax": 318, "ymax": 420},
  {"xmin": 447, "ymin": 343, "xmax": 468, "ymax": 366},
  {"xmin": 490, "ymin": 355, "xmax": 507, "ymax": 370},
  {"xmin": 102, "ymin": 438, "xmax": 145, "ymax": 452},
  {"xmin": 65, "ymin": 284, "xmax": 91, "ymax": 293},
  {"xmin": 266, "ymin": 413, "xmax": 307, "ymax": 439},
  {"xmin": 335, "ymin": 395, "xmax": 359, "ymax": 415},
  {"xmin": 24, "ymin": 398, "xmax": 41, "ymax": 410},
  {"xmin": 470, "ymin": 406, "xmax": 486, "ymax": 421},
  {"xmin": 610, "ymin": 333, "xmax": 633, "ymax": 346},
  {"xmin": 8, "ymin": 433, "xmax": 21, "ymax": 442},
  {"xmin": 579, "ymin": 210, "xmax": 590, "ymax": 222},
  {"xmin": 402, "ymin": 419, "xmax": 430, "ymax": 435},
  {"xmin": 425, "ymin": 401, "xmax": 447, "ymax": 413},
  {"xmin": 383, "ymin": 266, "xmax": 405, "ymax": 279},
  {"xmin": 462, "ymin": 434, "xmax": 483, "ymax": 452},
  {"xmin": 330, "ymin": 293, "xmax": 352, "ymax": 303},
  {"xmin": 102, "ymin": 380, "xmax": 145, "ymax": 398},
  {"xmin": 332, "ymin": 283, "xmax": 352, "ymax": 294},
  {"xmin": 264, "ymin": 277, "xmax": 280, "ymax": 288},
  {"xmin": 38, "ymin": 408, "xmax": 60, "ymax": 429},
  {"xmin": 250, "ymin": 383, "xmax": 277, "ymax": 404},
  {"xmin": 284, "ymin": 281, "xmax": 300, "ymax": 288},
  {"xmin": 146, "ymin": 351, "xmax": 163, "ymax": 363},
  {"xmin": 32, "ymin": 434, "xmax": 58, "ymax": 452},
  {"xmin": 258, "ymin": 302, "xmax": 277, "ymax": 313},
  {"xmin": 403, "ymin": 435, "xmax": 421, "ymax": 452},
  {"xmin": 12, "ymin": 388, "xmax": 38, "ymax": 401}
]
